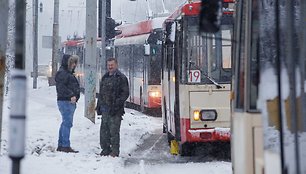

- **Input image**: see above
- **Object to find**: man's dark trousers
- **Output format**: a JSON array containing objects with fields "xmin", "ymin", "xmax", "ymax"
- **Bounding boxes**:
[{"xmin": 100, "ymin": 113, "xmax": 122, "ymax": 155}]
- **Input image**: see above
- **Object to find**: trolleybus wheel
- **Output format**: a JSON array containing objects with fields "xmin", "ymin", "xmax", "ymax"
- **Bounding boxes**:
[{"xmin": 180, "ymin": 142, "xmax": 194, "ymax": 156}]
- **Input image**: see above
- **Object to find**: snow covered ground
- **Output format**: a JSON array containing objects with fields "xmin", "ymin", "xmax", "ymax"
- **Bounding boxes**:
[{"xmin": 0, "ymin": 77, "xmax": 232, "ymax": 174}]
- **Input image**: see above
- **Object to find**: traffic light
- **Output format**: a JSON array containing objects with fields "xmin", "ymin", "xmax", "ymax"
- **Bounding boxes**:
[
  {"xmin": 106, "ymin": 17, "xmax": 122, "ymax": 40},
  {"xmin": 199, "ymin": 0, "xmax": 222, "ymax": 33}
]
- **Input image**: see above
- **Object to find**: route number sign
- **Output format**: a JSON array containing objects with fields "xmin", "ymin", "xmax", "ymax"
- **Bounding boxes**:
[{"xmin": 188, "ymin": 70, "xmax": 201, "ymax": 83}]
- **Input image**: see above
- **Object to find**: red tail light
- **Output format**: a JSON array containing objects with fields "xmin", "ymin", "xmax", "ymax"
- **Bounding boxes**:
[{"xmin": 200, "ymin": 132, "xmax": 212, "ymax": 139}]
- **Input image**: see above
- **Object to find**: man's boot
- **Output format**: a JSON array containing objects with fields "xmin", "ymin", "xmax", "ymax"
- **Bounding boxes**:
[
  {"xmin": 109, "ymin": 151, "xmax": 119, "ymax": 157},
  {"xmin": 100, "ymin": 148, "xmax": 111, "ymax": 156},
  {"xmin": 58, "ymin": 147, "xmax": 79, "ymax": 153}
]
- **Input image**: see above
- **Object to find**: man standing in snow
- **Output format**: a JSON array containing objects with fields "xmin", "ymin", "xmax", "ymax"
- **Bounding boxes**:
[
  {"xmin": 96, "ymin": 57, "xmax": 129, "ymax": 157},
  {"xmin": 55, "ymin": 54, "xmax": 80, "ymax": 153}
]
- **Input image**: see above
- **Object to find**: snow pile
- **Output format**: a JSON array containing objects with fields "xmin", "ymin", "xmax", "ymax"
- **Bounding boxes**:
[{"xmin": 0, "ymin": 77, "xmax": 231, "ymax": 174}]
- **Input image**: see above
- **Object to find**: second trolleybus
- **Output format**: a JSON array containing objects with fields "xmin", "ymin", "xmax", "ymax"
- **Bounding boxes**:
[{"xmin": 113, "ymin": 17, "xmax": 166, "ymax": 114}]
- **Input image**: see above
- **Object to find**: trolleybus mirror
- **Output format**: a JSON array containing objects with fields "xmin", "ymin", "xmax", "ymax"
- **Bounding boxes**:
[
  {"xmin": 165, "ymin": 22, "xmax": 176, "ymax": 44},
  {"xmin": 199, "ymin": 0, "xmax": 222, "ymax": 33},
  {"xmin": 144, "ymin": 43, "xmax": 151, "ymax": 56},
  {"xmin": 169, "ymin": 23, "xmax": 176, "ymax": 42}
]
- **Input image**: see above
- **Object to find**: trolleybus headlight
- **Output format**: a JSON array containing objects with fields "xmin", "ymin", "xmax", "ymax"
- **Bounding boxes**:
[
  {"xmin": 200, "ymin": 110, "xmax": 217, "ymax": 121},
  {"xmin": 193, "ymin": 110, "xmax": 200, "ymax": 121},
  {"xmin": 149, "ymin": 91, "xmax": 160, "ymax": 98}
]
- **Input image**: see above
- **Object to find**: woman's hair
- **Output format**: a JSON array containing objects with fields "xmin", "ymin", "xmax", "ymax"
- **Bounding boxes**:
[
  {"xmin": 68, "ymin": 55, "xmax": 79, "ymax": 65},
  {"xmin": 68, "ymin": 55, "xmax": 79, "ymax": 71}
]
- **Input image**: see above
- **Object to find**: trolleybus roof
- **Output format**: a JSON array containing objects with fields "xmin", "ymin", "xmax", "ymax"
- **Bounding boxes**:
[
  {"xmin": 116, "ymin": 17, "xmax": 167, "ymax": 38},
  {"xmin": 165, "ymin": 0, "xmax": 235, "ymax": 23}
]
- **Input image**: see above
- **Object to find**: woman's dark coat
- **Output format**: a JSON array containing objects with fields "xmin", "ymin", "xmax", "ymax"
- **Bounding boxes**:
[{"xmin": 55, "ymin": 54, "xmax": 80, "ymax": 102}]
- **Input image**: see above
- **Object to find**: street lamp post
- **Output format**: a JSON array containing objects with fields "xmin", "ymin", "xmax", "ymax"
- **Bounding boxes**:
[
  {"xmin": 9, "ymin": 1, "xmax": 27, "ymax": 174},
  {"xmin": 33, "ymin": 0, "xmax": 38, "ymax": 89},
  {"xmin": 0, "ymin": 0, "xmax": 9, "ymax": 155},
  {"xmin": 49, "ymin": 0, "xmax": 59, "ymax": 86}
]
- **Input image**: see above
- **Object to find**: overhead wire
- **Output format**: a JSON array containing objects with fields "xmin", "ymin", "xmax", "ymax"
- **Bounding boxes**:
[
  {"xmin": 133, "ymin": 0, "xmax": 139, "ymax": 22},
  {"xmin": 120, "ymin": 0, "xmax": 123, "ymax": 21}
]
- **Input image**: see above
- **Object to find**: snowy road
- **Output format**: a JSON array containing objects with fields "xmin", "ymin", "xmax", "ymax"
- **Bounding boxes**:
[
  {"xmin": 124, "ymin": 128, "xmax": 231, "ymax": 166},
  {"xmin": 0, "ymin": 77, "xmax": 232, "ymax": 174}
]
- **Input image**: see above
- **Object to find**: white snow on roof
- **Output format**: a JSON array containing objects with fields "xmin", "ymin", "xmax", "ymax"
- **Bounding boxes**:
[{"xmin": 151, "ymin": 17, "xmax": 168, "ymax": 29}]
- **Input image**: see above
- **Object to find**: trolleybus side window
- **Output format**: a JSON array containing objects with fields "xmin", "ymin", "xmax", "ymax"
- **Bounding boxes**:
[
  {"xmin": 162, "ymin": 45, "xmax": 166, "ymax": 71},
  {"xmin": 166, "ymin": 44, "xmax": 173, "ymax": 71},
  {"xmin": 247, "ymin": 0, "xmax": 260, "ymax": 111},
  {"xmin": 133, "ymin": 45, "xmax": 144, "ymax": 78},
  {"xmin": 234, "ymin": 0, "xmax": 260, "ymax": 111},
  {"xmin": 221, "ymin": 29, "xmax": 232, "ymax": 69},
  {"xmin": 234, "ymin": 0, "xmax": 246, "ymax": 110},
  {"xmin": 165, "ymin": 21, "xmax": 175, "ymax": 72},
  {"xmin": 148, "ymin": 45, "xmax": 161, "ymax": 85},
  {"xmin": 118, "ymin": 46, "xmax": 129, "ymax": 77}
]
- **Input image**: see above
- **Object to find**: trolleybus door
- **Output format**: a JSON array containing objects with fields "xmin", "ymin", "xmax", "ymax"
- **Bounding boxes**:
[
  {"xmin": 142, "ymin": 50, "xmax": 148, "ymax": 110},
  {"xmin": 165, "ymin": 44, "xmax": 175, "ymax": 134},
  {"xmin": 259, "ymin": 1, "xmax": 306, "ymax": 173},
  {"xmin": 163, "ymin": 24, "xmax": 176, "ymax": 134},
  {"xmin": 232, "ymin": 0, "xmax": 306, "ymax": 173},
  {"xmin": 129, "ymin": 45, "xmax": 135, "ymax": 103}
]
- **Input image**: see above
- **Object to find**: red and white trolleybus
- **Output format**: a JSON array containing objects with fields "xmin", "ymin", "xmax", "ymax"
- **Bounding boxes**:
[
  {"xmin": 162, "ymin": 0, "xmax": 234, "ymax": 155},
  {"xmin": 113, "ymin": 17, "xmax": 166, "ymax": 114}
]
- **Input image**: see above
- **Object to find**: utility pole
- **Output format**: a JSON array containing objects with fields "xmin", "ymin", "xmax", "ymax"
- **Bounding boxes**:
[
  {"xmin": 99, "ymin": 0, "xmax": 106, "ymax": 75},
  {"xmin": 50, "ymin": 0, "xmax": 59, "ymax": 86},
  {"xmin": 33, "ymin": 0, "xmax": 38, "ymax": 89},
  {"xmin": 84, "ymin": 0, "xmax": 97, "ymax": 123},
  {"xmin": 9, "ymin": 0, "xmax": 27, "ymax": 174},
  {"xmin": 0, "ymin": 0, "xmax": 9, "ymax": 153},
  {"xmin": 106, "ymin": 0, "xmax": 111, "ymax": 17},
  {"xmin": 286, "ymin": 0, "xmax": 300, "ymax": 173},
  {"xmin": 300, "ymin": 0, "xmax": 306, "ymax": 132}
]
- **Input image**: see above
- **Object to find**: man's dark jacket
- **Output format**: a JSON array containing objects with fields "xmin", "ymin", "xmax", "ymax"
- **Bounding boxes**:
[
  {"xmin": 96, "ymin": 70, "xmax": 129, "ymax": 116},
  {"xmin": 55, "ymin": 54, "xmax": 80, "ymax": 102}
]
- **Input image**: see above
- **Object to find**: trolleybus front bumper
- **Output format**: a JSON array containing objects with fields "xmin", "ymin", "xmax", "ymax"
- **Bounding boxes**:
[{"xmin": 180, "ymin": 118, "xmax": 231, "ymax": 143}]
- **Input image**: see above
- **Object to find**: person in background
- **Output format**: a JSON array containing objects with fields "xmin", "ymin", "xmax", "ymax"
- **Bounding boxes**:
[
  {"xmin": 96, "ymin": 57, "xmax": 129, "ymax": 157},
  {"xmin": 55, "ymin": 54, "xmax": 80, "ymax": 153}
]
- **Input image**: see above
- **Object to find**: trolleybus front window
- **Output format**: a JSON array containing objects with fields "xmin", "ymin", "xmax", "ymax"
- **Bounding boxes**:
[
  {"xmin": 148, "ymin": 45, "xmax": 162, "ymax": 85},
  {"xmin": 186, "ymin": 27, "xmax": 232, "ymax": 85}
]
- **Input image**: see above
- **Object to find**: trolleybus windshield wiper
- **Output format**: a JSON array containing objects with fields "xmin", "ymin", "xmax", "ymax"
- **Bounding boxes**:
[{"xmin": 203, "ymin": 73, "xmax": 222, "ymax": 89}]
